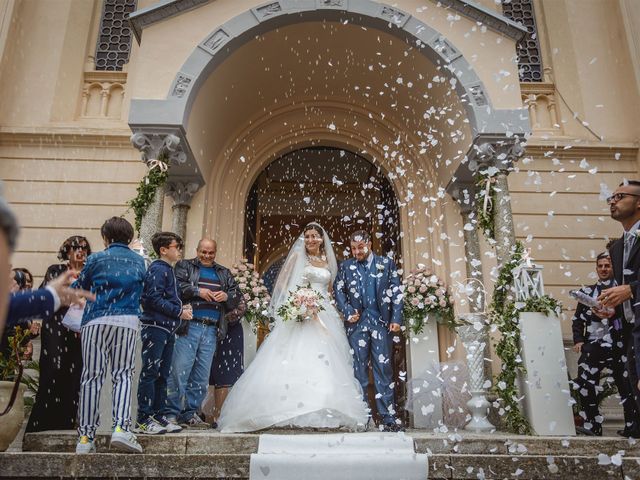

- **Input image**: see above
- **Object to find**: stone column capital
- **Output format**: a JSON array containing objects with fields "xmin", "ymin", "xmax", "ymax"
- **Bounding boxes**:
[
  {"xmin": 130, "ymin": 132, "xmax": 187, "ymax": 167},
  {"xmin": 468, "ymin": 136, "xmax": 525, "ymax": 173},
  {"xmin": 448, "ymin": 181, "xmax": 476, "ymax": 214},
  {"xmin": 167, "ymin": 181, "xmax": 201, "ymax": 208}
]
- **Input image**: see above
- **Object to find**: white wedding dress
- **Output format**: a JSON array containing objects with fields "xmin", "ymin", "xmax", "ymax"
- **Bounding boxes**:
[{"xmin": 217, "ymin": 263, "xmax": 369, "ymax": 433}]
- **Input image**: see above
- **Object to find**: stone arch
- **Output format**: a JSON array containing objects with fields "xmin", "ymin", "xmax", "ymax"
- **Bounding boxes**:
[{"xmin": 129, "ymin": 0, "xmax": 529, "ymax": 157}]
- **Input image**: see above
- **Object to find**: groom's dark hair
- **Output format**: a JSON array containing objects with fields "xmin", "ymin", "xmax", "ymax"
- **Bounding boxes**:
[{"xmin": 350, "ymin": 230, "xmax": 371, "ymax": 243}]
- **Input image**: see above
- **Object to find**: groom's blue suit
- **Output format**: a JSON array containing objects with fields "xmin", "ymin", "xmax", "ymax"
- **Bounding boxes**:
[{"xmin": 333, "ymin": 253, "xmax": 403, "ymax": 425}]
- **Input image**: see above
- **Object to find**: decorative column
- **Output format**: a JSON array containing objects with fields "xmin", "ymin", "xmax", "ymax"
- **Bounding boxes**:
[
  {"xmin": 130, "ymin": 132, "xmax": 187, "ymax": 251},
  {"xmin": 166, "ymin": 181, "xmax": 200, "ymax": 241},
  {"xmin": 471, "ymin": 139, "xmax": 524, "ymax": 268},
  {"xmin": 450, "ymin": 182, "xmax": 485, "ymax": 313}
]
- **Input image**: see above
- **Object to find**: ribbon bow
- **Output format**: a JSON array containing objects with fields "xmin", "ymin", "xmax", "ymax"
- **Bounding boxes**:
[
  {"xmin": 482, "ymin": 177, "xmax": 494, "ymax": 215},
  {"xmin": 147, "ymin": 158, "xmax": 169, "ymax": 173}
]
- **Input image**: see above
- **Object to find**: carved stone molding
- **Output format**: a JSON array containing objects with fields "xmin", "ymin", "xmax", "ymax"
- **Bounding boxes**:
[
  {"xmin": 448, "ymin": 181, "xmax": 476, "ymax": 214},
  {"xmin": 166, "ymin": 181, "xmax": 201, "ymax": 208},
  {"xmin": 130, "ymin": 132, "xmax": 187, "ymax": 166},
  {"xmin": 468, "ymin": 137, "xmax": 525, "ymax": 173}
]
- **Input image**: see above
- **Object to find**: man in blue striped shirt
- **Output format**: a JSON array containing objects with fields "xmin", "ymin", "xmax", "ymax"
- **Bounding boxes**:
[{"xmin": 166, "ymin": 238, "xmax": 240, "ymax": 429}]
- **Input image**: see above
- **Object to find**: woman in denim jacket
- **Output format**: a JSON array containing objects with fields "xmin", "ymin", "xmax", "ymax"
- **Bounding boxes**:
[{"xmin": 73, "ymin": 217, "xmax": 146, "ymax": 455}]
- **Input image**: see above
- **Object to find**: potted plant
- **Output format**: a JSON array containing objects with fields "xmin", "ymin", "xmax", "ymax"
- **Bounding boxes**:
[{"xmin": 0, "ymin": 326, "xmax": 29, "ymax": 451}]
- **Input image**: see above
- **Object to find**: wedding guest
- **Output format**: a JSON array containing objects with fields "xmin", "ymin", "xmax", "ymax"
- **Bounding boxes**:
[
  {"xmin": 208, "ymin": 296, "xmax": 246, "ymax": 426},
  {"xmin": 0, "ymin": 187, "xmax": 18, "ymax": 334},
  {"xmin": 599, "ymin": 180, "xmax": 640, "ymax": 438},
  {"xmin": 74, "ymin": 217, "xmax": 146, "ymax": 454},
  {"xmin": 2, "ymin": 268, "xmax": 39, "ymax": 360},
  {"xmin": 165, "ymin": 238, "xmax": 240, "ymax": 429},
  {"xmin": 135, "ymin": 232, "xmax": 192, "ymax": 435},
  {"xmin": 26, "ymin": 235, "xmax": 92, "ymax": 433},
  {"xmin": 572, "ymin": 252, "xmax": 638, "ymax": 436},
  {"xmin": 14, "ymin": 268, "xmax": 33, "ymax": 290}
]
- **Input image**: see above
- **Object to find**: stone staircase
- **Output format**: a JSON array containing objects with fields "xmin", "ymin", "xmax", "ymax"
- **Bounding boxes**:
[{"xmin": 1, "ymin": 430, "xmax": 639, "ymax": 479}]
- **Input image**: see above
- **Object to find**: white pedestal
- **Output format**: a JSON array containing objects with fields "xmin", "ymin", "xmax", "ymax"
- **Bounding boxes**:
[
  {"xmin": 243, "ymin": 318, "xmax": 258, "ymax": 369},
  {"xmin": 406, "ymin": 316, "xmax": 443, "ymax": 428},
  {"xmin": 518, "ymin": 311, "xmax": 576, "ymax": 436}
]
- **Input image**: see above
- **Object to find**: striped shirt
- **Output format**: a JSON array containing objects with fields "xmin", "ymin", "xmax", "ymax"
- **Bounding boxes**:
[{"xmin": 195, "ymin": 266, "xmax": 221, "ymax": 321}]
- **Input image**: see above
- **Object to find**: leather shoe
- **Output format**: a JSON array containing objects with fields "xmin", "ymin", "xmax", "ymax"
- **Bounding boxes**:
[
  {"xmin": 617, "ymin": 428, "xmax": 640, "ymax": 438},
  {"xmin": 382, "ymin": 422, "xmax": 404, "ymax": 432}
]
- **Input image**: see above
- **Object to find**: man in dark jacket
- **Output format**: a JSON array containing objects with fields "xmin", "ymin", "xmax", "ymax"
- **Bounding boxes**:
[
  {"xmin": 573, "ymin": 252, "xmax": 639, "ymax": 436},
  {"xmin": 165, "ymin": 238, "xmax": 240, "ymax": 429},
  {"xmin": 136, "ymin": 232, "xmax": 192, "ymax": 435}
]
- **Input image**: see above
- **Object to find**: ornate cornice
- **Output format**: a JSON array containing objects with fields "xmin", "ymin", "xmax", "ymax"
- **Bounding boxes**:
[
  {"xmin": 0, "ymin": 127, "xmax": 133, "ymax": 147},
  {"xmin": 128, "ymin": 0, "xmax": 212, "ymax": 43},
  {"xmin": 434, "ymin": 0, "xmax": 527, "ymax": 42},
  {"xmin": 128, "ymin": 0, "xmax": 527, "ymax": 44}
]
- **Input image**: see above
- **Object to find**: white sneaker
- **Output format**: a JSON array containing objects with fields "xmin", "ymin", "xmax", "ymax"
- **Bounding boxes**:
[
  {"xmin": 155, "ymin": 415, "xmax": 183, "ymax": 433},
  {"xmin": 134, "ymin": 418, "xmax": 167, "ymax": 435},
  {"xmin": 75, "ymin": 435, "xmax": 96, "ymax": 454},
  {"xmin": 110, "ymin": 426, "xmax": 143, "ymax": 454}
]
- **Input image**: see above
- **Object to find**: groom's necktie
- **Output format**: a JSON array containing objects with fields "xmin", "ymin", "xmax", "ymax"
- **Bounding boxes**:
[
  {"xmin": 623, "ymin": 231, "xmax": 636, "ymax": 322},
  {"xmin": 357, "ymin": 260, "xmax": 368, "ymax": 301}
]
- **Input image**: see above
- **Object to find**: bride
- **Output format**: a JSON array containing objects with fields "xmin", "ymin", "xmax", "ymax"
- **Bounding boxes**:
[{"xmin": 217, "ymin": 223, "xmax": 369, "ymax": 432}]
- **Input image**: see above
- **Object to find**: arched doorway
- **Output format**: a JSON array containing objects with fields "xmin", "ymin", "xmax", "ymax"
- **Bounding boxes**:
[
  {"xmin": 244, "ymin": 147, "xmax": 400, "ymax": 269},
  {"xmin": 244, "ymin": 146, "xmax": 407, "ymax": 423}
]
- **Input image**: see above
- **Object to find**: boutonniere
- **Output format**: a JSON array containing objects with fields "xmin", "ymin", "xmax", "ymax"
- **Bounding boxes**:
[{"xmin": 376, "ymin": 263, "xmax": 385, "ymax": 271}]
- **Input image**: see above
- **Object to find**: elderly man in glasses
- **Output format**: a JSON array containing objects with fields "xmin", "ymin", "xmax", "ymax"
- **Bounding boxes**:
[{"xmin": 598, "ymin": 180, "xmax": 640, "ymax": 437}]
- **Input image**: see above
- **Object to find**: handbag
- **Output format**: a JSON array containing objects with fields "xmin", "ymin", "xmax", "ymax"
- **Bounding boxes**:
[{"xmin": 61, "ymin": 304, "xmax": 84, "ymax": 333}]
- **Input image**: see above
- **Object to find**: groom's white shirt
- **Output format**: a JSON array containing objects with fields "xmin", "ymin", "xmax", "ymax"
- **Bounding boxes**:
[{"xmin": 364, "ymin": 251, "xmax": 374, "ymax": 269}]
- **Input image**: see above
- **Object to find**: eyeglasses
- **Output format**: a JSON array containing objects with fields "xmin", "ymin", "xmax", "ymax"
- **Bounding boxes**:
[
  {"xmin": 71, "ymin": 245, "xmax": 89, "ymax": 251},
  {"xmin": 606, "ymin": 193, "xmax": 640, "ymax": 204},
  {"xmin": 167, "ymin": 243, "xmax": 183, "ymax": 250}
]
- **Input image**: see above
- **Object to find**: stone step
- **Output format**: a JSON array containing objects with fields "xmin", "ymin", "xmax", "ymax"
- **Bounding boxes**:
[
  {"xmin": 0, "ymin": 451, "xmax": 638, "ymax": 479},
  {"xmin": 21, "ymin": 430, "xmax": 640, "ymax": 456},
  {"xmin": 4, "ymin": 431, "xmax": 640, "ymax": 480}
]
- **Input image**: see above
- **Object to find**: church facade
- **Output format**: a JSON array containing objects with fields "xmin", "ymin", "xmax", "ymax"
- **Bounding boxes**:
[{"xmin": 1, "ymin": 0, "xmax": 640, "ymax": 384}]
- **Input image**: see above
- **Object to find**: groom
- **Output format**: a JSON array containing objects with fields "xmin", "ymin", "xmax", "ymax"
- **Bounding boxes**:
[{"xmin": 334, "ymin": 230, "xmax": 403, "ymax": 431}]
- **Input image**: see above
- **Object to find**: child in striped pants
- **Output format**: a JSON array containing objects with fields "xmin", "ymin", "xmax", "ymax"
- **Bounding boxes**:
[{"xmin": 73, "ymin": 217, "xmax": 146, "ymax": 454}]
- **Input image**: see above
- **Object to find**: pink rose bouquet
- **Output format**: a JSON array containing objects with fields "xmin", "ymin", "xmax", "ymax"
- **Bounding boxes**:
[
  {"xmin": 277, "ymin": 284, "xmax": 326, "ymax": 324},
  {"xmin": 230, "ymin": 259, "xmax": 271, "ymax": 332},
  {"xmin": 402, "ymin": 266, "xmax": 455, "ymax": 334}
]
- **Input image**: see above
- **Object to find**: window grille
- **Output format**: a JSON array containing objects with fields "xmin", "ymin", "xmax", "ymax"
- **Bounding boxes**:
[
  {"xmin": 502, "ymin": 0, "xmax": 543, "ymax": 82},
  {"xmin": 95, "ymin": 0, "xmax": 137, "ymax": 71}
]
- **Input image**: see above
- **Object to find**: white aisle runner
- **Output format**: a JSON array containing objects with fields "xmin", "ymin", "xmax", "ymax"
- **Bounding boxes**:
[{"xmin": 249, "ymin": 433, "xmax": 429, "ymax": 480}]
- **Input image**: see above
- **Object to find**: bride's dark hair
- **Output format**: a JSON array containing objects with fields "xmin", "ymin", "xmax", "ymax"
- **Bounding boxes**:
[{"xmin": 302, "ymin": 223, "xmax": 326, "ymax": 255}]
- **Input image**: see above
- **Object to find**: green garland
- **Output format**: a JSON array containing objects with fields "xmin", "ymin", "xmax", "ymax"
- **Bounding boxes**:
[
  {"xmin": 489, "ymin": 241, "xmax": 563, "ymax": 435},
  {"xmin": 404, "ymin": 301, "xmax": 458, "ymax": 335},
  {"xmin": 474, "ymin": 172, "xmax": 497, "ymax": 241},
  {"xmin": 127, "ymin": 163, "xmax": 168, "ymax": 233}
]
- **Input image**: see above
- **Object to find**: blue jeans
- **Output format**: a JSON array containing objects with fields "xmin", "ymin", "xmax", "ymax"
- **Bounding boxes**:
[
  {"xmin": 137, "ymin": 325, "xmax": 175, "ymax": 423},
  {"xmin": 163, "ymin": 321, "xmax": 217, "ymax": 422}
]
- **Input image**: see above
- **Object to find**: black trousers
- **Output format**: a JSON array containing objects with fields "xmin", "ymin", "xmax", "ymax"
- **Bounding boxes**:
[{"xmin": 574, "ymin": 340, "xmax": 639, "ymax": 433}]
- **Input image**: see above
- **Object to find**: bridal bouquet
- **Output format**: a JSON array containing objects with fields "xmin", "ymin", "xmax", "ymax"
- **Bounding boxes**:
[
  {"xmin": 402, "ymin": 266, "xmax": 455, "ymax": 334},
  {"xmin": 230, "ymin": 259, "xmax": 271, "ymax": 332},
  {"xmin": 277, "ymin": 284, "xmax": 326, "ymax": 324}
]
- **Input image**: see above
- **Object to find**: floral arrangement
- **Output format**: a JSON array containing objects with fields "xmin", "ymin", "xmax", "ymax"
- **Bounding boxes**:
[
  {"xmin": 230, "ymin": 259, "xmax": 271, "ymax": 332},
  {"xmin": 277, "ymin": 285, "xmax": 325, "ymax": 323},
  {"xmin": 402, "ymin": 266, "xmax": 455, "ymax": 334}
]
